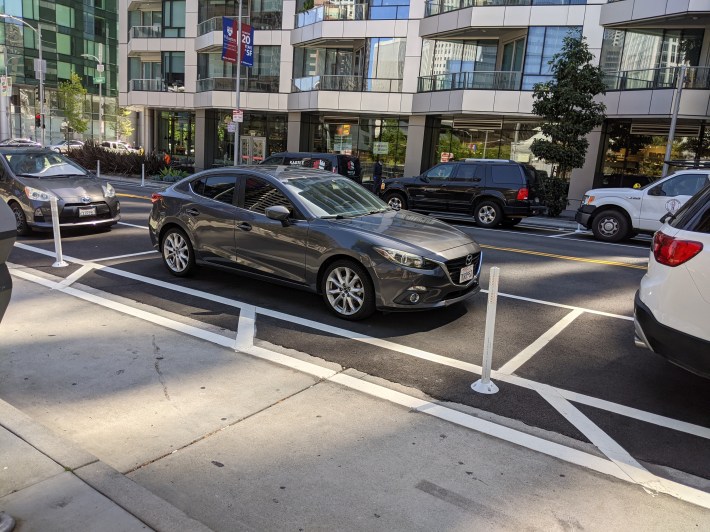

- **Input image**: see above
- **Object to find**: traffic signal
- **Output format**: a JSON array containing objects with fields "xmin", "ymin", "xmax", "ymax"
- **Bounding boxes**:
[{"xmin": 35, "ymin": 114, "xmax": 41, "ymax": 127}]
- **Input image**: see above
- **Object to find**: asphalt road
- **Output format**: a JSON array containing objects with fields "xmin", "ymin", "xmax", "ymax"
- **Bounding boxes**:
[{"xmin": 7, "ymin": 182, "xmax": 710, "ymax": 487}]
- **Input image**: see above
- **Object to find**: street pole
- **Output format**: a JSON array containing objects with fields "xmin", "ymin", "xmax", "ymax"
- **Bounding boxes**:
[
  {"xmin": 662, "ymin": 64, "xmax": 687, "ymax": 177},
  {"xmin": 38, "ymin": 22, "xmax": 45, "ymax": 147},
  {"xmin": 0, "ymin": 49, "xmax": 7, "ymax": 140},
  {"xmin": 98, "ymin": 44, "xmax": 104, "ymax": 143},
  {"xmin": 233, "ymin": 1, "xmax": 242, "ymax": 167}
]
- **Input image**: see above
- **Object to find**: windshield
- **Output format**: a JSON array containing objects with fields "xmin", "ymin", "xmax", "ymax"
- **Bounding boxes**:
[
  {"xmin": 3, "ymin": 152, "xmax": 88, "ymax": 178},
  {"xmin": 282, "ymin": 175, "xmax": 388, "ymax": 218}
]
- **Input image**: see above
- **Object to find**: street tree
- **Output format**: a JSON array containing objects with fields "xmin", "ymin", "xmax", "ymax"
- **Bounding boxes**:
[
  {"xmin": 116, "ymin": 107, "xmax": 134, "ymax": 141},
  {"xmin": 530, "ymin": 33, "xmax": 607, "ymax": 180},
  {"xmin": 58, "ymin": 72, "xmax": 89, "ymax": 135}
]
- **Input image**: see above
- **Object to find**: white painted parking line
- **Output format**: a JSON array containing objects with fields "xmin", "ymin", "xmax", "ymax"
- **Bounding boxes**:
[
  {"xmin": 10, "ymin": 265, "xmax": 710, "ymax": 510},
  {"xmin": 56, "ymin": 264, "xmax": 95, "ymax": 288},
  {"xmin": 117, "ymin": 221, "xmax": 150, "ymax": 230},
  {"xmin": 550, "ymin": 231, "xmax": 586, "ymax": 238},
  {"xmin": 498, "ymin": 309, "xmax": 584, "ymax": 374},
  {"xmin": 93, "ymin": 250, "xmax": 159, "ymax": 262},
  {"xmin": 12, "ymin": 242, "xmax": 710, "ymax": 442}
]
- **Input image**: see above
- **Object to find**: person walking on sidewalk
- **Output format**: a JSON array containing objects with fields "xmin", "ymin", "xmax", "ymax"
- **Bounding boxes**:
[{"xmin": 373, "ymin": 158, "xmax": 383, "ymax": 197}]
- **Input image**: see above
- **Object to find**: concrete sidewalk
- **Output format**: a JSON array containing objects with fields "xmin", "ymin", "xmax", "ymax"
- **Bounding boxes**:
[{"xmin": 1, "ymin": 268, "xmax": 707, "ymax": 530}]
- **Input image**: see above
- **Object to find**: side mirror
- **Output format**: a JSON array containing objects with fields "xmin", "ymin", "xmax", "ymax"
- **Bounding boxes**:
[
  {"xmin": 648, "ymin": 185, "xmax": 664, "ymax": 197},
  {"xmin": 420, "ymin": 174, "xmax": 429, "ymax": 183},
  {"xmin": 265, "ymin": 205, "xmax": 291, "ymax": 225}
]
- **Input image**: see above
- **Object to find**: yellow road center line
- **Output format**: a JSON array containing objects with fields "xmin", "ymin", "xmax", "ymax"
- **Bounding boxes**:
[
  {"xmin": 117, "ymin": 193, "xmax": 152, "ymax": 200},
  {"xmin": 479, "ymin": 244, "xmax": 648, "ymax": 270}
]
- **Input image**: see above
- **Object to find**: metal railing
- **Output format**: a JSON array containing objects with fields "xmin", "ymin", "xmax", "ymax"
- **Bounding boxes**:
[
  {"xmin": 425, "ymin": 0, "xmax": 586, "ymax": 17},
  {"xmin": 292, "ymin": 75, "xmax": 402, "ymax": 92},
  {"xmin": 196, "ymin": 76, "xmax": 280, "ymax": 92},
  {"xmin": 197, "ymin": 13, "xmax": 281, "ymax": 33},
  {"xmin": 198, "ymin": 16, "xmax": 252, "ymax": 36},
  {"xmin": 295, "ymin": 3, "xmax": 367, "ymax": 27},
  {"xmin": 603, "ymin": 66, "xmax": 710, "ymax": 91},
  {"xmin": 129, "ymin": 79, "xmax": 167, "ymax": 92},
  {"xmin": 418, "ymin": 71, "xmax": 522, "ymax": 92},
  {"xmin": 128, "ymin": 25, "xmax": 161, "ymax": 39}
]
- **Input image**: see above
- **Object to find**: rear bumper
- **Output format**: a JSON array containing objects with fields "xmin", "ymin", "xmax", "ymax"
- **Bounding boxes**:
[
  {"xmin": 502, "ymin": 204, "xmax": 546, "ymax": 217},
  {"xmin": 634, "ymin": 291, "xmax": 710, "ymax": 379}
]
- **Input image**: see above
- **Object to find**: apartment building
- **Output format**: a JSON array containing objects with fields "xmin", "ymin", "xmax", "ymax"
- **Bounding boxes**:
[
  {"xmin": 120, "ymin": 0, "xmax": 710, "ymax": 207},
  {"xmin": 0, "ymin": 0, "xmax": 119, "ymax": 144}
]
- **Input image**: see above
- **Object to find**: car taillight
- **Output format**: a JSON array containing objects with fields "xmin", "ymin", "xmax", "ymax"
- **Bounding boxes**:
[
  {"xmin": 652, "ymin": 231, "xmax": 703, "ymax": 267},
  {"xmin": 151, "ymin": 193, "xmax": 163, "ymax": 204},
  {"xmin": 516, "ymin": 188, "xmax": 529, "ymax": 201}
]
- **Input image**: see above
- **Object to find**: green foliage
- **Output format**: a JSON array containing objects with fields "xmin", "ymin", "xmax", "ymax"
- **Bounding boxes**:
[
  {"xmin": 116, "ymin": 107, "xmax": 134, "ymax": 141},
  {"xmin": 66, "ymin": 141, "xmax": 166, "ymax": 175},
  {"xmin": 538, "ymin": 173, "xmax": 570, "ymax": 217},
  {"xmin": 58, "ymin": 72, "xmax": 89, "ymax": 134},
  {"xmin": 156, "ymin": 167, "xmax": 191, "ymax": 182},
  {"xmin": 531, "ymin": 34, "xmax": 607, "ymax": 179}
]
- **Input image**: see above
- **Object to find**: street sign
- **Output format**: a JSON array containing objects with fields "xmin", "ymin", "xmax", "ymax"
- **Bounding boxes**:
[
  {"xmin": 233, "ymin": 109, "xmax": 243, "ymax": 122},
  {"xmin": 373, "ymin": 141, "xmax": 389, "ymax": 155},
  {"xmin": 94, "ymin": 76, "xmax": 105, "ymax": 84},
  {"xmin": 227, "ymin": 122, "xmax": 236, "ymax": 133}
]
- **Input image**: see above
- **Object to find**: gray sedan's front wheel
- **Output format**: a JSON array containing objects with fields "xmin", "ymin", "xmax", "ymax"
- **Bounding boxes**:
[
  {"xmin": 161, "ymin": 227, "xmax": 196, "ymax": 277},
  {"xmin": 321, "ymin": 260, "xmax": 375, "ymax": 320}
]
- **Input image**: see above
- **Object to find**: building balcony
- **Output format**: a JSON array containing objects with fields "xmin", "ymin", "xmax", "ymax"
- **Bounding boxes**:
[
  {"xmin": 418, "ymin": 71, "xmax": 522, "ymax": 92},
  {"xmin": 196, "ymin": 76, "xmax": 280, "ymax": 93},
  {"xmin": 129, "ymin": 79, "xmax": 186, "ymax": 92},
  {"xmin": 129, "ymin": 25, "xmax": 161, "ymax": 39},
  {"xmin": 295, "ymin": 3, "xmax": 368, "ymax": 27},
  {"xmin": 603, "ymin": 67, "xmax": 710, "ymax": 91},
  {"xmin": 292, "ymin": 75, "xmax": 402, "ymax": 92},
  {"xmin": 601, "ymin": 0, "xmax": 710, "ymax": 28},
  {"xmin": 424, "ymin": 0, "xmax": 588, "ymax": 18}
]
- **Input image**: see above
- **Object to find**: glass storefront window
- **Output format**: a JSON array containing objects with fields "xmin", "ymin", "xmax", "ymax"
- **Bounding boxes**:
[
  {"xmin": 158, "ymin": 111, "xmax": 195, "ymax": 162},
  {"xmin": 207, "ymin": 111, "xmax": 287, "ymax": 167}
]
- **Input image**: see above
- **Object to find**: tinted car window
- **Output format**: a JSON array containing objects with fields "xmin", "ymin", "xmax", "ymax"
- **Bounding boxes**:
[
  {"xmin": 670, "ymin": 187, "xmax": 710, "ymax": 232},
  {"xmin": 454, "ymin": 164, "xmax": 483, "ymax": 181},
  {"xmin": 659, "ymin": 173, "xmax": 708, "ymax": 196},
  {"xmin": 425, "ymin": 164, "xmax": 455, "ymax": 180},
  {"xmin": 489, "ymin": 165, "xmax": 523, "ymax": 185},
  {"xmin": 243, "ymin": 177, "xmax": 293, "ymax": 215},
  {"xmin": 302, "ymin": 157, "xmax": 334, "ymax": 172},
  {"xmin": 262, "ymin": 156, "xmax": 284, "ymax": 165},
  {"xmin": 192, "ymin": 175, "xmax": 237, "ymax": 205}
]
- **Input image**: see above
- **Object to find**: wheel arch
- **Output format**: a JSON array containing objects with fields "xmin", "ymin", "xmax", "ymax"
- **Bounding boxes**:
[
  {"xmin": 158, "ymin": 219, "xmax": 195, "ymax": 250},
  {"xmin": 590, "ymin": 204, "xmax": 633, "ymax": 228},
  {"xmin": 316, "ymin": 253, "xmax": 375, "ymax": 296}
]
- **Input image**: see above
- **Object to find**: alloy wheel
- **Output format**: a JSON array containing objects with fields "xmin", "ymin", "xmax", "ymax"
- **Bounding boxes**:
[
  {"xmin": 387, "ymin": 196, "xmax": 403, "ymax": 210},
  {"xmin": 163, "ymin": 231, "xmax": 191, "ymax": 273},
  {"xmin": 478, "ymin": 205, "xmax": 496, "ymax": 224},
  {"xmin": 325, "ymin": 266, "xmax": 365, "ymax": 316}
]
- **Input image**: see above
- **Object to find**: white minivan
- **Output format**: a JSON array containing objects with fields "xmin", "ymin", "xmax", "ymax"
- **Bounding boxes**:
[{"xmin": 635, "ymin": 184, "xmax": 710, "ymax": 378}]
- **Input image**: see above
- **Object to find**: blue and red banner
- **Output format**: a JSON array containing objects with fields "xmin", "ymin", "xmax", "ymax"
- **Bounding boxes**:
[{"xmin": 222, "ymin": 17, "xmax": 254, "ymax": 67}]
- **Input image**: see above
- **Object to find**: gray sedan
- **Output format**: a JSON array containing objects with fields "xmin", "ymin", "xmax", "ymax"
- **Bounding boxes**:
[
  {"xmin": 149, "ymin": 166, "xmax": 482, "ymax": 320},
  {"xmin": 0, "ymin": 147, "xmax": 120, "ymax": 235}
]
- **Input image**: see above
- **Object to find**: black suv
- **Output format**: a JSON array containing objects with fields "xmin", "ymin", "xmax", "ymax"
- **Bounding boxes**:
[
  {"xmin": 262, "ymin": 152, "xmax": 362, "ymax": 184},
  {"xmin": 381, "ymin": 159, "xmax": 544, "ymax": 227}
]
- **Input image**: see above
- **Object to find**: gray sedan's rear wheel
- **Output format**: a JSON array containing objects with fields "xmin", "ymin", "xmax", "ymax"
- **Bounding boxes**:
[
  {"xmin": 161, "ymin": 227, "xmax": 196, "ymax": 277},
  {"xmin": 10, "ymin": 202, "xmax": 31, "ymax": 236},
  {"xmin": 321, "ymin": 260, "xmax": 375, "ymax": 320}
]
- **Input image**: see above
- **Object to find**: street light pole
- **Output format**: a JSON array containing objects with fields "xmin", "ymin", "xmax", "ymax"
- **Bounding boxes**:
[
  {"xmin": 82, "ymin": 44, "xmax": 104, "ymax": 143},
  {"xmin": 0, "ymin": 14, "xmax": 45, "ymax": 146},
  {"xmin": 233, "ymin": 0, "xmax": 242, "ymax": 167}
]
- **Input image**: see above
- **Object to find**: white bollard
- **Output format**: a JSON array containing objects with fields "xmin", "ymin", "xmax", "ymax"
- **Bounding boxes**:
[
  {"xmin": 49, "ymin": 196, "xmax": 68, "ymax": 268},
  {"xmin": 575, "ymin": 223, "xmax": 586, "ymax": 234},
  {"xmin": 141, "ymin": 163, "xmax": 145, "ymax": 187},
  {"xmin": 97, "ymin": 160, "xmax": 101, "ymax": 178},
  {"xmin": 472, "ymin": 266, "xmax": 500, "ymax": 394}
]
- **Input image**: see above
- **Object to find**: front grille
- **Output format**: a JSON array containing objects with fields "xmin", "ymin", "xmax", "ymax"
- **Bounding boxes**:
[
  {"xmin": 59, "ymin": 202, "xmax": 112, "ymax": 223},
  {"xmin": 445, "ymin": 252, "xmax": 481, "ymax": 285}
]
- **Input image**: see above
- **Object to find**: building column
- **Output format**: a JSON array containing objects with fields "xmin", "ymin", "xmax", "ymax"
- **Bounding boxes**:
[
  {"xmin": 568, "ymin": 127, "xmax": 604, "ymax": 211},
  {"xmin": 287, "ymin": 112, "xmax": 301, "ymax": 152},
  {"xmin": 143, "ymin": 109, "xmax": 154, "ymax": 154},
  {"xmin": 404, "ymin": 115, "xmax": 427, "ymax": 177},
  {"xmin": 194, "ymin": 109, "xmax": 207, "ymax": 172}
]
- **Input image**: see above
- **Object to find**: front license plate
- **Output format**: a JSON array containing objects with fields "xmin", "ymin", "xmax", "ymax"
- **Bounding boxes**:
[
  {"xmin": 459, "ymin": 264, "xmax": 474, "ymax": 283},
  {"xmin": 78, "ymin": 207, "xmax": 97, "ymax": 217}
]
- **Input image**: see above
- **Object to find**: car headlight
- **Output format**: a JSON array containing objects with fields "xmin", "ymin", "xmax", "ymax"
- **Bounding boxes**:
[
  {"xmin": 24, "ymin": 186, "xmax": 56, "ymax": 202},
  {"xmin": 582, "ymin": 194, "xmax": 595, "ymax": 205},
  {"xmin": 102, "ymin": 183, "xmax": 115, "ymax": 198},
  {"xmin": 374, "ymin": 247, "xmax": 436, "ymax": 269}
]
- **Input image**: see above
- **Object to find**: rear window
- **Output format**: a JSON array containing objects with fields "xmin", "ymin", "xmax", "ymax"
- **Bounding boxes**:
[
  {"xmin": 670, "ymin": 186, "xmax": 710, "ymax": 233},
  {"xmin": 302, "ymin": 157, "xmax": 334, "ymax": 172},
  {"xmin": 490, "ymin": 165, "xmax": 524, "ymax": 185}
]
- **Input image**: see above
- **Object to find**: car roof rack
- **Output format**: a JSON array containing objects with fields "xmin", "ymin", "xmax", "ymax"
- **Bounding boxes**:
[
  {"xmin": 665, "ymin": 160, "xmax": 710, "ymax": 169},
  {"xmin": 463, "ymin": 158, "xmax": 514, "ymax": 163}
]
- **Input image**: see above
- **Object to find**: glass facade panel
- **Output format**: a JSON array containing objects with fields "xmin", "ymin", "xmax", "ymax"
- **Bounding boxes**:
[
  {"xmin": 369, "ymin": 0, "xmax": 410, "ymax": 20},
  {"xmin": 163, "ymin": 0, "xmax": 186, "ymax": 37},
  {"xmin": 420, "ymin": 39, "xmax": 498, "ymax": 77},
  {"xmin": 207, "ymin": 111, "xmax": 287, "ymax": 167},
  {"xmin": 522, "ymin": 26, "xmax": 581, "ymax": 90},
  {"xmin": 197, "ymin": 47, "xmax": 280, "ymax": 92},
  {"xmin": 198, "ymin": 0, "xmax": 283, "ymax": 30}
]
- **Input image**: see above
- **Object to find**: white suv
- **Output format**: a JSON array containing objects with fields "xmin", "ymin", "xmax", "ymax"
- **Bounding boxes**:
[{"xmin": 634, "ymin": 185, "xmax": 710, "ymax": 378}]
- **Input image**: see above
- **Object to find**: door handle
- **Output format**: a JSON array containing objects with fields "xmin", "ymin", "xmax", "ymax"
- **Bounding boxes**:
[
  {"xmin": 472, "ymin": 178, "xmax": 481, "ymax": 182},
  {"xmin": 185, "ymin": 208, "xmax": 199, "ymax": 216},
  {"xmin": 237, "ymin": 222, "xmax": 252, "ymax": 231}
]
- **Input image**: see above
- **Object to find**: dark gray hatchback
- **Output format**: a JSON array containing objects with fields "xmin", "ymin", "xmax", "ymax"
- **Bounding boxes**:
[
  {"xmin": 0, "ymin": 147, "xmax": 121, "ymax": 235},
  {"xmin": 149, "ymin": 166, "xmax": 482, "ymax": 320}
]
